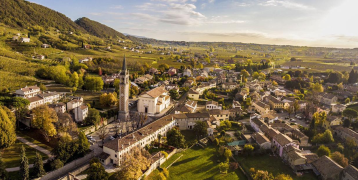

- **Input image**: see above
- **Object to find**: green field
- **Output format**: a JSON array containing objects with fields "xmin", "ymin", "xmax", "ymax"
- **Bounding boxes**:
[
  {"xmin": 236, "ymin": 155, "xmax": 317, "ymax": 180},
  {"xmin": 2, "ymin": 140, "xmax": 48, "ymax": 168},
  {"xmin": 162, "ymin": 146, "xmax": 247, "ymax": 180}
]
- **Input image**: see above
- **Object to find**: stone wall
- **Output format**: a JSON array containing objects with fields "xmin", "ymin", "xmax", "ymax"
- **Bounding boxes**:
[{"xmin": 40, "ymin": 152, "xmax": 94, "ymax": 180}]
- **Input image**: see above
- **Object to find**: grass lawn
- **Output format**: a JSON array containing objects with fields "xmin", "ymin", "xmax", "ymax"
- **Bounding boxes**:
[
  {"xmin": 17, "ymin": 129, "xmax": 58, "ymax": 149},
  {"xmin": 236, "ymin": 154, "xmax": 317, "ymax": 180},
  {"xmin": 2, "ymin": 140, "xmax": 48, "ymax": 168},
  {"xmin": 16, "ymin": 131, "xmax": 53, "ymax": 151},
  {"xmin": 163, "ymin": 146, "xmax": 247, "ymax": 180},
  {"xmin": 181, "ymin": 130, "xmax": 198, "ymax": 147}
]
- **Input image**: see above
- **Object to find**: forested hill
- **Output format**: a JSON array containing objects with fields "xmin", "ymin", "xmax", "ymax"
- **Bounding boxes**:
[
  {"xmin": 0, "ymin": 0, "xmax": 85, "ymax": 32},
  {"xmin": 75, "ymin": 17, "xmax": 126, "ymax": 39}
]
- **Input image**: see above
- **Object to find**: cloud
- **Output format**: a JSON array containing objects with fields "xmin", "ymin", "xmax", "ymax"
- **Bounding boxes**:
[
  {"xmin": 89, "ymin": 12, "xmax": 102, "ymax": 16},
  {"xmin": 208, "ymin": 0, "xmax": 215, "ymax": 3},
  {"xmin": 110, "ymin": 5, "xmax": 123, "ymax": 9},
  {"xmin": 259, "ymin": 0, "xmax": 315, "ymax": 10},
  {"xmin": 136, "ymin": 3, "xmax": 167, "ymax": 10}
]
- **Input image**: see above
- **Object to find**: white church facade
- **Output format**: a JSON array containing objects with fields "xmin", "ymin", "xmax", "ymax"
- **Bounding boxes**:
[{"xmin": 137, "ymin": 86, "xmax": 170, "ymax": 116}]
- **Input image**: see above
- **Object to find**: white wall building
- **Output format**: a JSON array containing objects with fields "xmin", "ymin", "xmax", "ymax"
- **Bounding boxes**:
[
  {"xmin": 15, "ymin": 85, "xmax": 40, "ymax": 98},
  {"xmin": 137, "ymin": 86, "xmax": 170, "ymax": 115}
]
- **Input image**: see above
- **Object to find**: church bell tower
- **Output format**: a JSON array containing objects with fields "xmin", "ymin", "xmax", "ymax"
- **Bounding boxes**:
[{"xmin": 118, "ymin": 55, "xmax": 129, "ymax": 122}]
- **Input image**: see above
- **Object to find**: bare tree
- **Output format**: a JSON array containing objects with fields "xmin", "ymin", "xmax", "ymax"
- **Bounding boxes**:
[{"xmin": 98, "ymin": 125, "xmax": 109, "ymax": 145}]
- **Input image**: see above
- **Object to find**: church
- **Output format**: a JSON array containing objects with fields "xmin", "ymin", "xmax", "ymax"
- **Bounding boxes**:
[{"xmin": 137, "ymin": 86, "xmax": 171, "ymax": 116}]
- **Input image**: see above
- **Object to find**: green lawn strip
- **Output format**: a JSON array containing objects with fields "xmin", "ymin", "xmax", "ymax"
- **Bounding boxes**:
[
  {"xmin": 236, "ymin": 155, "xmax": 317, "ymax": 180},
  {"xmin": 165, "ymin": 146, "xmax": 246, "ymax": 180},
  {"xmin": 16, "ymin": 131, "xmax": 53, "ymax": 151},
  {"xmin": 160, "ymin": 153, "xmax": 183, "ymax": 168},
  {"xmin": 2, "ymin": 140, "xmax": 48, "ymax": 168},
  {"xmin": 16, "ymin": 129, "xmax": 58, "ymax": 149}
]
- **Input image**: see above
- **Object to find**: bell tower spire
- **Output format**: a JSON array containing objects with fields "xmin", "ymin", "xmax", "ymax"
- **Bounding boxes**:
[
  {"xmin": 118, "ymin": 54, "xmax": 129, "ymax": 122},
  {"xmin": 122, "ymin": 54, "xmax": 127, "ymax": 71}
]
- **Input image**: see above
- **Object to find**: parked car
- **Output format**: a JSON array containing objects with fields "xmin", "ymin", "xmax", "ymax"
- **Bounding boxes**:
[
  {"xmin": 290, "ymin": 118, "xmax": 296, "ymax": 122},
  {"xmin": 86, "ymin": 135, "xmax": 93, "ymax": 139},
  {"xmin": 109, "ymin": 136, "xmax": 115, "ymax": 140}
]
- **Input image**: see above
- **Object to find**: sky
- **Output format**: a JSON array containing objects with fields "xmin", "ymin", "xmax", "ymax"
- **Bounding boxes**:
[{"xmin": 30, "ymin": 0, "xmax": 358, "ymax": 48}]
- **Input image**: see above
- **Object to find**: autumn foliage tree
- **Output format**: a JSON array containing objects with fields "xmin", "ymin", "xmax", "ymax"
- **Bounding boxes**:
[
  {"xmin": 331, "ymin": 151, "xmax": 348, "ymax": 167},
  {"xmin": 0, "ymin": 106, "xmax": 17, "ymax": 148},
  {"xmin": 32, "ymin": 105, "xmax": 58, "ymax": 142},
  {"xmin": 113, "ymin": 147, "xmax": 151, "ymax": 179},
  {"xmin": 99, "ymin": 92, "xmax": 118, "ymax": 107}
]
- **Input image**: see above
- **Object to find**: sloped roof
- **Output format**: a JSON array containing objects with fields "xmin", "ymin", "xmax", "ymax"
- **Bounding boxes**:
[
  {"xmin": 145, "ymin": 86, "xmax": 167, "ymax": 98},
  {"xmin": 252, "ymin": 132, "xmax": 270, "ymax": 145},
  {"xmin": 274, "ymin": 133, "xmax": 293, "ymax": 146},
  {"xmin": 313, "ymin": 156, "xmax": 343, "ymax": 178}
]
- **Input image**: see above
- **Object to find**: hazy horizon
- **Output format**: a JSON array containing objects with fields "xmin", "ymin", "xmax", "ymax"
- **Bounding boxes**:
[{"xmin": 29, "ymin": 0, "xmax": 358, "ymax": 48}]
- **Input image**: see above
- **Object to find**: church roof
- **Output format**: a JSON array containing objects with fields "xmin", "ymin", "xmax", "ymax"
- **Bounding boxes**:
[{"xmin": 146, "ymin": 86, "xmax": 167, "ymax": 98}]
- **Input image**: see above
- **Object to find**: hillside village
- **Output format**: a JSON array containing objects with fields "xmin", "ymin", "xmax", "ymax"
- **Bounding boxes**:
[{"xmin": 2, "ymin": 1, "xmax": 358, "ymax": 180}]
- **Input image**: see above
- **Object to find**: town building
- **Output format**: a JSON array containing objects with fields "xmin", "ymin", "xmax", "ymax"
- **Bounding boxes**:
[
  {"xmin": 188, "ymin": 89, "xmax": 200, "ymax": 100},
  {"xmin": 312, "ymin": 156, "xmax": 343, "ymax": 180},
  {"xmin": 137, "ymin": 86, "xmax": 170, "ymax": 116},
  {"xmin": 15, "ymin": 85, "xmax": 41, "ymax": 98},
  {"xmin": 206, "ymin": 101, "xmax": 222, "ymax": 110},
  {"xmin": 272, "ymin": 133, "xmax": 299, "ymax": 157},
  {"xmin": 208, "ymin": 109, "xmax": 230, "ymax": 121}
]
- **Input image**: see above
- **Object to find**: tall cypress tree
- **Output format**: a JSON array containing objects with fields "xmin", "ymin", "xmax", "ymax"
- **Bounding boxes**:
[
  {"xmin": 34, "ymin": 152, "xmax": 45, "ymax": 178},
  {"xmin": 20, "ymin": 145, "xmax": 29, "ymax": 180},
  {"xmin": 0, "ymin": 153, "xmax": 8, "ymax": 180}
]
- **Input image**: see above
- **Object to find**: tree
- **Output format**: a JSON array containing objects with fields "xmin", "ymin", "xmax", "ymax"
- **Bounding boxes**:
[
  {"xmin": 0, "ymin": 106, "xmax": 16, "ymax": 148},
  {"xmin": 169, "ymin": 89, "xmax": 179, "ymax": 100},
  {"xmin": 343, "ymin": 119, "xmax": 351, "ymax": 128},
  {"xmin": 85, "ymin": 108, "xmax": 101, "ymax": 126},
  {"xmin": 230, "ymin": 162, "xmax": 239, "ymax": 170},
  {"xmin": 293, "ymin": 100, "xmax": 300, "ymax": 115},
  {"xmin": 337, "ymin": 143, "xmax": 344, "ymax": 153},
  {"xmin": 252, "ymin": 72, "xmax": 260, "ymax": 79},
  {"xmin": 274, "ymin": 174, "xmax": 293, "ymax": 180},
  {"xmin": 311, "ymin": 82, "xmax": 324, "ymax": 93},
  {"xmin": 283, "ymin": 74, "xmax": 291, "ymax": 81},
  {"xmin": 20, "ymin": 146, "xmax": 29, "ymax": 180},
  {"xmin": 34, "ymin": 152, "xmax": 45, "ymax": 178},
  {"xmin": 167, "ymin": 128, "xmax": 186, "ymax": 148},
  {"xmin": 240, "ymin": 69, "xmax": 250, "ymax": 78},
  {"xmin": 88, "ymin": 158, "xmax": 109, "ymax": 180},
  {"xmin": 346, "ymin": 137, "xmax": 357, "ymax": 149},
  {"xmin": 193, "ymin": 121, "xmax": 208, "ymax": 137},
  {"xmin": 78, "ymin": 131, "xmax": 90, "ymax": 154},
  {"xmin": 0, "ymin": 153, "xmax": 8, "ymax": 180},
  {"xmin": 98, "ymin": 125, "xmax": 109, "ymax": 145},
  {"xmin": 70, "ymin": 72, "xmax": 79, "ymax": 88},
  {"xmin": 218, "ymin": 162, "xmax": 229, "ymax": 174},
  {"xmin": 50, "ymin": 159, "xmax": 63, "ymax": 170},
  {"xmin": 162, "ymin": 168, "xmax": 169, "ymax": 178},
  {"xmin": 158, "ymin": 63, "xmax": 169, "ymax": 72},
  {"xmin": 343, "ymin": 108, "xmax": 358, "ymax": 120},
  {"xmin": 253, "ymin": 170, "xmax": 274, "ymax": 180},
  {"xmin": 32, "ymin": 105, "xmax": 58, "ymax": 142},
  {"xmin": 84, "ymin": 76, "xmax": 104, "ymax": 91},
  {"xmin": 112, "ymin": 147, "xmax": 150, "ymax": 180},
  {"xmin": 214, "ymin": 138, "xmax": 219, "ymax": 146},
  {"xmin": 345, "ymin": 98, "xmax": 351, "ymax": 104},
  {"xmin": 99, "ymin": 93, "xmax": 118, "ymax": 107},
  {"xmin": 312, "ymin": 130, "xmax": 334, "ymax": 144},
  {"xmin": 331, "ymin": 151, "xmax": 348, "ymax": 167},
  {"xmin": 39, "ymin": 83, "xmax": 47, "ymax": 91},
  {"xmin": 285, "ymin": 106, "xmax": 293, "ymax": 118},
  {"xmin": 244, "ymin": 144, "xmax": 254, "ymax": 156},
  {"xmin": 317, "ymin": 145, "xmax": 331, "ymax": 157},
  {"xmin": 224, "ymin": 148, "xmax": 232, "ymax": 162}
]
